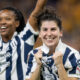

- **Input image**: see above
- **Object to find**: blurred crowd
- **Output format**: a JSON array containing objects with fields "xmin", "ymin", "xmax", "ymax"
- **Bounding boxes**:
[{"xmin": 0, "ymin": 0, "xmax": 80, "ymax": 51}]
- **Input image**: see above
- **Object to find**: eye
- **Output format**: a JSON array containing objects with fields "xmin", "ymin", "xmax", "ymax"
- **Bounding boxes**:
[
  {"xmin": 42, "ymin": 28, "xmax": 48, "ymax": 31},
  {"xmin": 5, "ymin": 17, "xmax": 11, "ymax": 20},
  {"xmin": 51, "ymin": 28, "xmax": 56, "ymax": 31}
]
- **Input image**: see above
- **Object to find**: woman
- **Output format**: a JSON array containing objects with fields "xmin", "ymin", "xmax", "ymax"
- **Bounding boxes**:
[
  {"xmin": 26, "ymin": 6, "xmax": 80, "ymax": 80},
  {"xmin": 0, "ymin": 0, "xmax": 47, "ymax": 80}
]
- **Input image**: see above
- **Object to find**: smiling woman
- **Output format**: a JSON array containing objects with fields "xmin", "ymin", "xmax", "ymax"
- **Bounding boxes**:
[
  {"xmin": 0, "ymin": 7, "xmax": 35, "ymax": 80},
  {"xmin": 0, "ymin": 0, "xmax": 48, "ymax": 80},
  {"xmin": 26, "ymin": 6, "xmax": 80, "ymax": 80},
  {"xmin": 39, "ymin": 20, "xmax": 63, "ymax": 52},
  {"xmin": 0, "ymin": 10, "xmax": 20, "ymax": 42}
]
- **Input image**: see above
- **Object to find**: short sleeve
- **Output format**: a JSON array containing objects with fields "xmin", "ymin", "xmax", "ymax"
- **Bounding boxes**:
[
  {"xmin": 18, "ymin": 21, "xmax": 39, "ymax": 45},
  {"xmin": 67, "ymin": 52, "xmax": 80, "ymax": 79},
  {"xmin": 25, "ymin": 51, "xmax": 37, "ymax": 79}
]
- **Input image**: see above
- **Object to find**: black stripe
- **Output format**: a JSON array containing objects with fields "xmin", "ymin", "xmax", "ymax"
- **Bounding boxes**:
[
  {"xmin": 15, "ymin": 36, "xmax": 23, "ymax": 80},
  {"xmin": 69, "ymin": 53, "xmax": 77, "ymax": 74},
  {"xmin": 6, "ymin": 43, "xmax": 12, "ymax": 80},
  {"xmin": 22, "ymin": 30, "xmax": 33, "ymax": 41},
  {"xmin": 63, "ymin": 47, "xmax": 71, "ymax": 65},
  {"xmin": 24, "ymin": 43, "xmax": 33, "ymax": 63}
]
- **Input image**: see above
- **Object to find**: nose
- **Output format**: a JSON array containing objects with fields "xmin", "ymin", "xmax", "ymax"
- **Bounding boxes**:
[
  {"xmin": 0, "ymin": 19, "xmax": 6, "ymax": 26},
  {"xmin": 47, "ymin": 30, "xmax": 52, "ymax": 36}
]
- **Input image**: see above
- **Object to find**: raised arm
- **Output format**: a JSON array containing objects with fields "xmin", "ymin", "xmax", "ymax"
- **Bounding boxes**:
[{"xmin": 29, "ymin": 0, "xmax": 47, "ymax": 31}]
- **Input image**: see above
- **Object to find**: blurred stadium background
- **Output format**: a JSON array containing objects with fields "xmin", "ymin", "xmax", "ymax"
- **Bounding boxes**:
[{"xmin": 0, "ymin": 0, "xmax": 80, "ymax": 51}]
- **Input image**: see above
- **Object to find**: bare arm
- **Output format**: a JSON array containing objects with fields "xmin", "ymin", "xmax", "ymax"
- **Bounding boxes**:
[
  {"xmin": 26, "ymin": 65, "xmax": 41, "ymax": 80},
  {"xmin": 53, "ymin": 52, "xmax": 78, "ymax": 80},
  {"xmin": 30, "ymin": 65, "xmax": 42, "ymax": 80},
  {"xmin": 57, "ymin": 63, "xmax": 78, "ymax": 80},
  {"xmin": 29, "ymin": 0, "xmax": 47, "ymax": 31}
]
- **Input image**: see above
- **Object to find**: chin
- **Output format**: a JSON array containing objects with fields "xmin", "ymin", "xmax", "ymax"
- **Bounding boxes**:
[
  {"xmin": 47, "ymin": 43, "xmax": 57, "ymax": 48},
  {"xmin": 46, "ymin": 44, "xmax": 54, "ymax": 48},
  {"xmin": 1, "ymin": 33, "xmax": 8, "ymax": 36}
]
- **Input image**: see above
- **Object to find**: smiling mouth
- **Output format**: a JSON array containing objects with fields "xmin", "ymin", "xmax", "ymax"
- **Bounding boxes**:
[
  {"xmin": 0, "ymin": 26, "xmax": 8, "ymax": 32},
  {"xmin": 46, "ymin": 38, "xmax": 53, "ymax": 40},
  {"xmin": 0, "ymin": 26, "xmax": 7, "ymax": 29},
  {"xmin": 46, "ymin": 37, "xmax": 56, "ymax": 40}
]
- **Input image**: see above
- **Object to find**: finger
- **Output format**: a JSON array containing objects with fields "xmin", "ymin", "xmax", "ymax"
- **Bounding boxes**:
[
  {"xmin": 38, "ymin": 49, "xmax": 43, "ymax": 54},
  {"xmin": 53, "ymin": 52, "xmax": 63, "ymax": 60}
]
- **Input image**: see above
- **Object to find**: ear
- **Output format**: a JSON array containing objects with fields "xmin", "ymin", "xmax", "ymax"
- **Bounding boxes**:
[
  {"xmin": 15, "ymin": 21, "xmax": 20, "ymax": 28},
  {"xmin": 60, "ymin": 30, "xmax": 63, "ymax": 37}
]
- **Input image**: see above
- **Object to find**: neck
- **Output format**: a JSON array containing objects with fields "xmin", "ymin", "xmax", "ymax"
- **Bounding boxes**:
[
  {"xmin": 48, "ymin": 43, "xmax": 59, "ymax": 55},
  {"xmin": 2, "ymin": 35, "xmax": 12, "ymax": 42},
  {"xmin": 48, "ymin": 47, "xmax": 55, "ymax": 55}
]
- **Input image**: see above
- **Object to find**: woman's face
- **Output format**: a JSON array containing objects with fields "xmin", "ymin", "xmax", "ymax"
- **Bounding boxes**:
[
  {"xmin": 39, "ymin": 20, "xmax": 63, "ymax": 49},
  {"xmin": 0, "ymin": 10, "xmax": 19, "ymax": 38}
]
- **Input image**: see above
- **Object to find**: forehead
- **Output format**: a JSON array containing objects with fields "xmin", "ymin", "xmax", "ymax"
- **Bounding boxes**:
[
  {"xmin": 41, "ymin": 20, "xmax": 58, "ymax": 28},
  {"xmin": 0, "ymin": 9, "xmax": 16, "ymax": 17}
]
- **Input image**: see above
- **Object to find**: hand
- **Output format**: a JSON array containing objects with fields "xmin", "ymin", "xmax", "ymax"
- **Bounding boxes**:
[
  {"xmin": 36, "ymin": 0, "xmax": 47, "ymax": 10},
  {"xmin": 34, "ymin": 49, "xmax": 43, "ymax": 66},
  {"xmin": 37, "ymin": 0, "xmax": 47, "ymax": 6},
  {"xmin": 52, "ymin": 51, "xmax": 63, "ymax": 67}
]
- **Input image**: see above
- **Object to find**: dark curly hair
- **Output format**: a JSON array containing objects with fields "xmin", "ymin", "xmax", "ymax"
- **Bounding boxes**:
[{"xmin": 36, "ymin": 6, "xmax": 62, "ymax": 31}]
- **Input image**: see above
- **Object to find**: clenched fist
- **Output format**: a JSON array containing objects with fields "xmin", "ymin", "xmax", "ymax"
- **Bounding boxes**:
[
  {"xmin": 34, "ymin": 49, "xmax": 43, "ymax": 66},
  {"xmin": 52, "ymin": 51, "xmax": 63, "ymax": 67}
]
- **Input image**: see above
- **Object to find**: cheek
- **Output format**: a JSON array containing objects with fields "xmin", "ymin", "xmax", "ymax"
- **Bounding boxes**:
[
  {"xmin": 52, "ymin": 31, "xmax": 58, "ymax": 36},
  {"xmin": 7, "ymin": 22, "xmax": 14, "ymax": 28},
  {"xmin": 54, "ymin": 31, "xmax": 62, "ymax": 36},
  {"xmin": 7, "ymin": 20, "xmax": 14, "ymax": 23}
]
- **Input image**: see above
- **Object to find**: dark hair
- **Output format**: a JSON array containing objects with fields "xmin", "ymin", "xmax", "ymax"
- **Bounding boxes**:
[
  {"xmin": 0, "ymin": 7, "xmax": 26, "ymax": 33},
  {"xmin": 36, "ymin": 6, "xmax": 62, "ymax": 31}
]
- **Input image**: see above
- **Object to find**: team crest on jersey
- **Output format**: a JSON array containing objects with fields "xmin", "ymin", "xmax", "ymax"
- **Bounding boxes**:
[{"xmin": 76, "ymin": 59, "xmax": 80, "ymax": 75}]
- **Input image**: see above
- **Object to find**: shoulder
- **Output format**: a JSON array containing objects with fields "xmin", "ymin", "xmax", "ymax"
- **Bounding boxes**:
[
  {"xmin": 64, "ymin": 42, "xmax": 79, "ymax": 53},
  {"xmin": 28, "ymin": 46, "xmax": 42, "ymax": 55},
  {"xmin": 13, "ymin": 35, "xmax": 25, "ymax": 47},
  {"xmin": 63, "ymin": 42, "xmax": 80, "ymax": 58}
]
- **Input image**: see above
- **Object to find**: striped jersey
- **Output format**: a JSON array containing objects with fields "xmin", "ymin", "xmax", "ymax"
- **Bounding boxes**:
[
  {"xmin": 0, "ymin": 21, "xmax": 38, "ymax": 80},
  {"xmin": 26, "ymin": 40, "xmax": 80, "ymax": 80}
]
